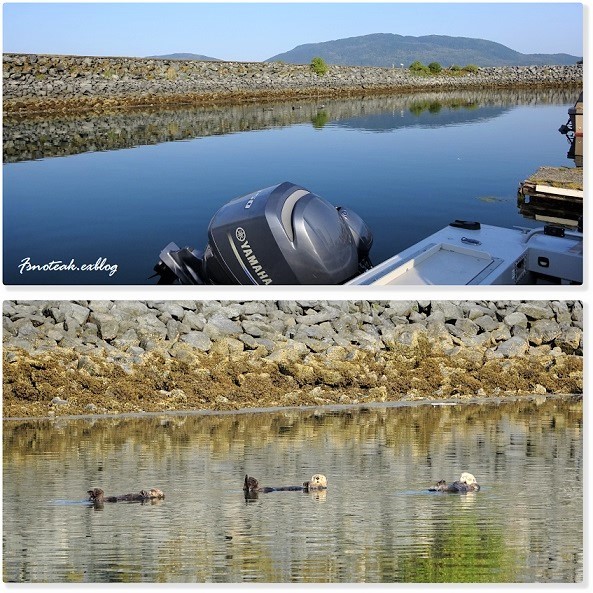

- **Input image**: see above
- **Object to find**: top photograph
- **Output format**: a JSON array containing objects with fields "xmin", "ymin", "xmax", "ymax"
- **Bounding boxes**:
[{"xmin": 2, "ymin": 2, "xmax": 584, "ymax": 285}]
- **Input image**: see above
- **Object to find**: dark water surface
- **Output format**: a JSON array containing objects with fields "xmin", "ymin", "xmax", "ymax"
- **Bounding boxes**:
[
  {"xmin": 2, "ymin": 88, "xmax": 578, "ymax": 284},
  {"xmin": 3, "ymin": 397, "xmax": 583, "ymax": 582}
]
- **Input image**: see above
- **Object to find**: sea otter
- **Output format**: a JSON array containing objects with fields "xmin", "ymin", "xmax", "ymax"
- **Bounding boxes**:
[
  {"xmin": 87, "ymin": 487, "xmax": 165, "ymax": 504},
  {"xmin": 429, "ymin": 472, "xmax": 480, "ymax": 493},
  {"xmin": 243, "ymin": 474, "xmax": 327, "ymax": 494}
]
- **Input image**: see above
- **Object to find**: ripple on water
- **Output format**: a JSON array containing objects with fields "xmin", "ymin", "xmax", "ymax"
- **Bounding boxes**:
[{"xmin": 2, "ymin": 397, "xmax": 583, "ymax": 582}]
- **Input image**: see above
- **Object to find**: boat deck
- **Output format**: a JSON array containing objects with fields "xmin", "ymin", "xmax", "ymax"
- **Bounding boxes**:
[{"xmin": 348, "ymin": 223, "xmax": 582, "ymax": 285}]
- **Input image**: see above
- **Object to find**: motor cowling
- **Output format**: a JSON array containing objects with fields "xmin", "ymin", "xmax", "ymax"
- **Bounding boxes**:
[{"xmin": 154, "ymin": 182, "xmax": 373, "ymax": 285}]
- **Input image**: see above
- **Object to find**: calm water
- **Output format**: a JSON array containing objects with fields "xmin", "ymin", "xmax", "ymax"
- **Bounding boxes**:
[
  {"xmin": 3, "ymin": 88, "xmax": 578, "ymax": 284},
  {"xmin": 3, "ymin": 397, "xmax": 583, "ymax": 583}
]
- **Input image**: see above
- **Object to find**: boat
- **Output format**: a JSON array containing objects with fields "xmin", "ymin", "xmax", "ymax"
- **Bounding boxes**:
[
  {"xmin": 155, "ymin": 182, "xmax": 583, "ymax": 286},
  {"xmin": 347, "ymin": 220, "xmax": 582, "ymax": 285},
  {"xmin": 559, "ymin": 91, "xmax": 583, "ymax": 166}
]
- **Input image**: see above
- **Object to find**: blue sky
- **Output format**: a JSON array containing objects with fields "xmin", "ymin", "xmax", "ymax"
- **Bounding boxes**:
[{"xmin": 2, "ymin": 2, "xmax": 584, "ymax": 61}]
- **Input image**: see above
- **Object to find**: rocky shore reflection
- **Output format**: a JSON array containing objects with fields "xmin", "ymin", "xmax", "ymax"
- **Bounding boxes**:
[
  {"xmin": 3, "ymin": 396, "xmax": 583, "ymax": 583},
  {"xmin": 3, "ymin": 88, "xmax": 576, "ymax": 163}
]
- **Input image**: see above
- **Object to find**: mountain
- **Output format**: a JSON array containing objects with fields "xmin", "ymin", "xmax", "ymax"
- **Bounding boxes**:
[
  {"xmin": 147, "ymin": 53, "xmax": 222, "ymax": 61},
  {"xmin": 266, "ymin": 34, "xmax": 581, "ymax": 67}
]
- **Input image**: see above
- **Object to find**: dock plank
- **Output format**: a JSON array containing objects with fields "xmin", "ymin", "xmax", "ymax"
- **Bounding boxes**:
[
  {"xmin": 523, "ymin": 166, "xmax": 582, "ymax": 191},
  {"xmin": 518, "ymin": 166, "xmax": 583, "ymax": 228}
]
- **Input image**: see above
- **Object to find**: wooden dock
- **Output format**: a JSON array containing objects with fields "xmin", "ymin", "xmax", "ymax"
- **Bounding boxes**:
[{"xmin": 517, "ymin": 166, "xmax": 583, "ymax": 228}]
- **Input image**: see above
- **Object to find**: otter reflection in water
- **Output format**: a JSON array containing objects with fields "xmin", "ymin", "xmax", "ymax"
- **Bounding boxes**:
[
  {"xmin": 429, "ymin": 472, "xmax": 480, "ymax": 494},
  {"xmin": 87, "ymin": 487, "xmax": 165, "ymax": 506},
  {"xmin": 243, "ymin": 474, "xmax": 327, "ymax": 499}
]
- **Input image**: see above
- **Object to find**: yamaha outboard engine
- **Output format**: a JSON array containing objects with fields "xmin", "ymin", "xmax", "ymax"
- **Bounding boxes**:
[{"xmin": 154, "ymin": 182, "xmax": 372, "ymax": 284}]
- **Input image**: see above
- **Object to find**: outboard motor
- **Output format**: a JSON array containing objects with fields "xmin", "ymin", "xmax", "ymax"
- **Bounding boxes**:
[{"xmin": 154, "ymin": 182, "xmax": 373, "ymax": 284}]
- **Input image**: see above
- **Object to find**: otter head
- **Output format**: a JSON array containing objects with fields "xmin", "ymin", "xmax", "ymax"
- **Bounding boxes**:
[
  {"xmin": 305, "ymin": 474, "xmax": 327, "ymax": 490},
  {"xmin": 88, "ymin": 488, "xmax": 104, "ymax": 502},
  {"xmin": 148, "ymin": 488, "xmax": 165, "ymax": 499},
  {"xmin": 459, "ymin": 472, "xmax": 477, "ymax": 486},
  {"xmin": 244, "ymin": 475, "xmax": 259, "ymax": 492}
]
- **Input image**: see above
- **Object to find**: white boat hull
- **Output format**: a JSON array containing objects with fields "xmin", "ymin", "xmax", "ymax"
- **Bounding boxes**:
[{"xmin": 348, "ymin": 223, "xmax": 582, "ymax": 285}]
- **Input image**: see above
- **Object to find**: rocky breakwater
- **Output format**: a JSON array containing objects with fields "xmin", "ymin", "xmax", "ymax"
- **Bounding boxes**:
[
  {"xmin": 3, "ymin": 53, "xmax": 583, "ymax": 115},
  {"xmin": 3, "ymin": 300, "xmax": 582, "ymax": 419}
]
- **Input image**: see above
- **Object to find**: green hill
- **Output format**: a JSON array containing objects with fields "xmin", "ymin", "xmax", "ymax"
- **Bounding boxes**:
[{"xmin": 266, "ymin": 33, "xmax": 581, "ymax": 67}]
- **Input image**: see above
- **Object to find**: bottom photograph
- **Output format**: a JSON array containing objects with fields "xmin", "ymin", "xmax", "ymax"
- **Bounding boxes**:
[{"xmin": 2, "ymin": 299, "xmax": 583, "ymax": 583}]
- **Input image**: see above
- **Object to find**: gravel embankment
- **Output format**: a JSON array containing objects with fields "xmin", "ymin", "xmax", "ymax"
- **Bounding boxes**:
[
  {"xmin": 3, "ymin": 300, "xmax": 583, "ymax": 419},
  {"xmin": 3, "ymin": 53, "xmax": 583, "ymax": 115}
]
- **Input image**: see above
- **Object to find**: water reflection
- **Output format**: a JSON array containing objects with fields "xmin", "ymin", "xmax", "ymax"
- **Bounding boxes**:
[
  {"xmin": 3, "ymin": 397, "xmax": 583, "ymax": 583},
  {"xmin": 3, "ymin": 88, "xmax": 576, "ymax": 163},
  {"xmin": 2, "ymin": 87, "xmax": 576, "ymax": 284}
]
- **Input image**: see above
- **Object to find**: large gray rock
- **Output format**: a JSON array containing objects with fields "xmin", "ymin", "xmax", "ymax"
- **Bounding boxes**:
[
  {"xmin": 430, "ymin": 301, "xmax": 463, "ymax": 321},
  {"xmin": 88, "ymin": 300, "xmax": 113, "ymax": 313},
  {"xmin": 551, "ymin": 301, "xmax": 572, "ymax": 324},
  {"xmin": 13, "ymin": 319, "xmax": 42, "ymax": 339},
  {"xmin": 384, "ymin": 301, "xmax": 418, "ymax": 318},
  {"xmin": 174, "ymin": 301, "xmax": 199, "ymax": 311},
  {"xmin": 3, "ymin": 315, "xmax": 16, "ymax": 336},
  {"xmin": 454, "ymin": 318, "xmax": 479, "ymax": 336},
  {"xmin": 294, "ymin": 323, "xmax": 328, "ymax": 340},
  {"xmin": 49, "ymin": 302, "xmax": 90, "ymax": 326},
  {"xmin": 2, "ymin": 302, "xmax": 18, "ymax": 317},
  {"xmin": 465, "ymin": 304, "xmax": 496, "ymax": 320},
  {"xmin": 299, "ymin": 337, "xmax": 331, "ymax": 353},
  {"xmin": 89, "ymin": 312, "xmax": 119, "ymax": 341},
  {"xmin": 277, "ymin": 301, "xmax": 302, "ymax": 315},
  {"xmin": 166, "ymin": 318, "xmax": 181, "ymax": 341},
  {"xmin": 295, "ymin": 306, "xmax": 342, "ymax": 325},
  {"xmin": 243, "ymin": 301, "xmax": 267, "ymax": 315},
  {"xmin": 331, "ymin": 314, "xmax": 359, "ymax": 334},
  {"xmin": 112, "ymin": 329, "xmax": 140, "ymax": 350},
  {"xmin": 110, "ymin": 301, "xmax": 150, "ymax": 318},
  {"xmin": 490, "ymin": 324, "xmax": 512, "ymax": 342},
  {"xmin": 5, "ymin": 336, "xmax": 37, "ymax": 351},
  {"xmin": 182, "ymin": 310, "xmax": 205, "ymax": 331},
  {"xmin": 135, "ymin": 314, "xmax": 167, "ymax": 339},
  {"xmin": 239, "ymin": 334, "xmax": 260, "ymax": 350},
  {"xmin": 242, "ymin": 320, "xmax": 267, "ymax": 338},
  {"xmin": 516, "ymin": 302, "xmax": 554, "ymax": 320},
  {"xmin": 380, "ymin": 323, "xmax": 427, "ymax": 348},
  {"xmin": 503, "ymin": 311, "xmax": 528, "ymax": 328},
  {"xmin": 528, "ymin": 319, "xmax": 562, "ymax": 345},
  {"xmin": 204, "ymin": 314, "xmax": 243, "ymax": 338},
  {"xmin": 554, "ymin": 326, "xmax": 583, "ymax": 352},
  {"xmin": 571, "ymin": 301, "xmax": 583, "ymax": 323},
  {"xmin": 457, "ymin": 333, "xmax": 492, "ymax": 349},
  {"xmin": 474, "ymin": 315, "xmax": 500, "ymax": 332},
  {"xmin": 210, "ymin": 336, "xmax": 244, "ymax": 356},
  {"xmin": 495, "ymin": 336, "xmax": 530, "ymax": 357},
  {"xmin": 47, "ymin": 326, "xmax": 66, "ymax": 342},
  {"xmin": 425, "ymin": 319, "xmax": 454, "ymax": 348},
  {"xmin": 154, "ymin": 302, "xmax": 186, "ymax": 320},
  {"xmin": 180, "ymin": 331, "xmax": 212, "ymax": 351},
  {"xmin": 216, "ymin": 304, "xmax": 245, "ymax": 319},
  {"xmin": 265, "ymin": 340, "xmax": 309, "ymax": 363},
  {"xmin": 351, "ymin": 328, "xmax": 384, "ymax": 349}
]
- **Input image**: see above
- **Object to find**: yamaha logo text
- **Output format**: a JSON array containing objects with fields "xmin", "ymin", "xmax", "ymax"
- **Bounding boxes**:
[{"xmin": 234, "ymin": 227, "xmax": 272, "ymax": 284}]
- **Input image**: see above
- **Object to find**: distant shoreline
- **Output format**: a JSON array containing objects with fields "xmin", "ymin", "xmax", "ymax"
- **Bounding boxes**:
[{"xmin": 3, "ymin": 53, "xmax": 583, "ymax": 116}]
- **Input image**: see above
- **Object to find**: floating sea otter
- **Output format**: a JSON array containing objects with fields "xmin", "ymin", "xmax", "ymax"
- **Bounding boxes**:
[
  {"xmin": 87, "ymin": 487, "xmax": 165, "ymax": 504},
  {"xmin": 429, "ymin": 472, "xmax": 480, "ymax": 493},
  {"xmin": 243, "ymin": 474, "xmax": 327, "ymax": 494}
]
